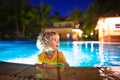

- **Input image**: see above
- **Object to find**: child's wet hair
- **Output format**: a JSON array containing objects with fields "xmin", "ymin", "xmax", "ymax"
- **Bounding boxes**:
[{"xmin": 36, "ymin": 32, "xmax": 58, "ymax": 50}]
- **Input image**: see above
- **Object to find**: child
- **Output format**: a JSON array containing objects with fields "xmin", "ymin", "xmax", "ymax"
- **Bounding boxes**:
[{"xmin": 36, "ymin": 31, "xmax": 68, "ymax": 68}]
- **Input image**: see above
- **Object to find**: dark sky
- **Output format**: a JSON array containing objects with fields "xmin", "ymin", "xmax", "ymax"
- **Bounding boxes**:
[{"xmin": 28, "ymin": 0, "xmax": 95, "ymax": 17}]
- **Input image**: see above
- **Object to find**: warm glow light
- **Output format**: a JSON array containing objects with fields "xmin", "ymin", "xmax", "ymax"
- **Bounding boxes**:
[
  {"xmin": 75, "ymin": 24, "xmax": 80, "ymax": 28},
  {"xmin": 98, "ymin": 20, "xmax": 104, "ymax": 27},
  {"xmin": 96, "ymin": 17, "xmax": 120, "ymax": 41},
  {"xmin": 95, "ymin": 19, "xmax": 104, "ymax": 30},
  {"xmin": 72, "ymin": 29, "xmax": 83, "ymax": 34},
  {"xmin": 85, "ymin": 35, "xmax": 88, "ymax": 38},
  {"xmin": 107, "ymin": 17, "xmax": 120, "ymax": 30},
  {"xmin": 90, "ymin": 32, "xmax": 93, "ymax": 35}
]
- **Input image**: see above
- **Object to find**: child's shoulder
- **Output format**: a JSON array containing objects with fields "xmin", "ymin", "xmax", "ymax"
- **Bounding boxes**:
[
  {"xmin": 38, "ymin": 52, "xmax": 46, "ymax": 56},
  {"xmin": 58, "ymin": 50, "xmax": 64, "ymax": 54}
]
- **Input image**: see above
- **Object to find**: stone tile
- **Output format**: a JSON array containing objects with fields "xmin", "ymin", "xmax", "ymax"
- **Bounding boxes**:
[
  {"xmin": 0, "ymin": 62, "xmax": 31, "ymax": 75},
  {"xmin": 0, "ymin": 62, "xmax": 120, "ymax": 80}
]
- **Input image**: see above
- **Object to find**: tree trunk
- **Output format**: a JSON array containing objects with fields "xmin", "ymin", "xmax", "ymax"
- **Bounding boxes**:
[
  {"xmin": 22, "ymin": 25, "xmax": 25, "ymax": 37},
  {"xmin": 15, "ymin": 21, "xmax": 19, "ymax": 37}
]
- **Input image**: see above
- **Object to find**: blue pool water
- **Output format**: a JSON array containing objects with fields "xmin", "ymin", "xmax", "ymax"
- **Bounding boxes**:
[{"xmin": 0, "ymin": 40, "xmax": 120, "ymax": 67}]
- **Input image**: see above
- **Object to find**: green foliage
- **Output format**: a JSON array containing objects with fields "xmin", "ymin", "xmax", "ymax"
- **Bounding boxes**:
[
  {"xmin": 0, "ymin": 0, "xmax": 119, "ymax": 40},
  {"xmin": 81, "ymin": 0, "xmax": 120, "ymax": 40},
  {"xmin": 66, "ymin": 8, "xmax": 83, "ymax": 25},
  {"xmin": 0, "ymin": 0, "xmax": 53, "ymax": 39}
]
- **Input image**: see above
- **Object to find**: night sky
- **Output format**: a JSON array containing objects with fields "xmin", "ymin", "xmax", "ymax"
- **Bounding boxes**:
[{"xmin": 28, "ymin": 0, "xmax": 95, "ymax": 17}]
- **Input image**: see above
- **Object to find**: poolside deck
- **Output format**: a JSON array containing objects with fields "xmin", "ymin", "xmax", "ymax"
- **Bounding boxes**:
[{"xmin": 0, "ymin": 61, "xmax": 120, "ymax": 80}]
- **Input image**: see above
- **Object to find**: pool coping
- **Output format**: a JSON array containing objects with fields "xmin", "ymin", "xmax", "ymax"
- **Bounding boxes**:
[{"xmin": 0, "ymin": 61, "xmax": 120, "ymax": 80}]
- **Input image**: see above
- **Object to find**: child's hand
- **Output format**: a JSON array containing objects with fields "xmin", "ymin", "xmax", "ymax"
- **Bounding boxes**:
[
  {"xmin": 35, "ymin": 63, "xmax": 43, "ymax": 67},
  {"xmin": 36, "ymin": 62, "xmax": 53, "ymax": 68},
  {"xmin": 42, "ymin": 62, "xmax": 52, "ymax": 68}
]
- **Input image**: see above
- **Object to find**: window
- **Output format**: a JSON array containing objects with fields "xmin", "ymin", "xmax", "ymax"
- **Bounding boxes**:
[{"xmin": 115, "ymin": 24, "xmax": 120, "ymax": 28}]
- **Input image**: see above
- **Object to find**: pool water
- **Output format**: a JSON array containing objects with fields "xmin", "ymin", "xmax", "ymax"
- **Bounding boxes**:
[{"xmin": 0, "ymin": 40, "xmax": 120, "ymax": 67}]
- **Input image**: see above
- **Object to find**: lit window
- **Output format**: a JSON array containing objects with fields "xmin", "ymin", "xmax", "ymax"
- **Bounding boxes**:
[
  {"xmin": 115, "ymin": 24, "xmax": 120, "ymax": 28},
  {"xmin": 66, "ymin": 34, "xmax": 70, "ymax": 39}
]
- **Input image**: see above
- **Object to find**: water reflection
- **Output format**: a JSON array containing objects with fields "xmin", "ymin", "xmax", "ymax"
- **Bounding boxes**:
[
  {"xmin": 34, "ymin": 65, "xmax": 120, "ymax": 80},
  {"xmin": 1, "ymin": 41, "xmax": 120, "ymax": 66},
  {"xmin": 98, "ymin": 42, "xmax": 105, "ymax": 66},
  {"xmin": 98, "ymin": 42, "xmax": 120, "ymax": 66},
  {"xmin": 35, "ymin": 65, "xmax": 65, "ymax": 80},
  {"xmin": 99, "ymin": 67, "xmax": 120, "ymax": 80},
  {"xmin": 72, "ymin": 41, "xmax": 100, "ymax": 66},
  {"xmin": 71, "ymin": 41, "xmax": 120, "ymax": 66}
]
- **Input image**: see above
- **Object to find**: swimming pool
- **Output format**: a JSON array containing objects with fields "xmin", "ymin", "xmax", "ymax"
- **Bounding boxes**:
[{"xmin": 0, "ymin": 40, "xmax": 120, "ymax": 67}]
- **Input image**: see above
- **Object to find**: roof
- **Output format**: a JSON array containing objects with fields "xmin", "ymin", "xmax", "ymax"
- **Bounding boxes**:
[{"xmin": 101, "ymin": 10, "xmax": 120, "ymax": 17}]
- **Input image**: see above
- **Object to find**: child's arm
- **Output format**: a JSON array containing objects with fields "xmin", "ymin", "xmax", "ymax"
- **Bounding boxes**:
[
  {"xmin": 58, "ymin": 51, "xmax": 69, "ymax": 66},
  {"xmin": 36, "ymin": 62, "xmax": 58, "ymax": 68}
]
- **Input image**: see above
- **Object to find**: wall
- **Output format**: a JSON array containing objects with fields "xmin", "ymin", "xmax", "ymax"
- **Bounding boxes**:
[{"xmin": 96, "ymin": 17, "xmax": 120, "ymax": 42}]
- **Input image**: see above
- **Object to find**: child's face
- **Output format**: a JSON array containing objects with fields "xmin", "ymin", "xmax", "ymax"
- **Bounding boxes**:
[{"xmin": 47, "ymin": 34, "xmax": 60, "ymax": 51}]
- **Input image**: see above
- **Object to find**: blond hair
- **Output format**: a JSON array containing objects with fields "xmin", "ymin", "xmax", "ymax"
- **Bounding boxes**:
[{"xmin": 36, "ymin": 32, "xmax": 58, "ymax": 50}]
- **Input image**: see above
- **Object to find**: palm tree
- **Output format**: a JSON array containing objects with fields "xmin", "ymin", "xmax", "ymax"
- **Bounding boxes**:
[
  {"xmin": 0, "ymin": 2, "xmax": 9, "ymax": 29},
  {"xmin": 7, "ymin": 0, "xmax": 22, "ymax": 37},
  {"xmin": 82, "ymin": 1, "xmax": 100, "ymax": 40},
  {"xmin": 66, "ymin": 8, "xmax": 83, "ymax": 27},
  {"xmin": 82, "ymin": 0, "xmax": 120, "ymax": 40},
  {"xmin": 38, "ymin": 2, "xmax": 52, "ymax": 32},
  {"xmin": 20, "ymin": 10, "xmax": 32, "ymax": 37},
  {"xmin": 2, "ymin": 0, "xmax": 28, "ymax": 37},
  {"xmin": 19, "ymin": 1, "xmax": 37, "ymax": 37}
]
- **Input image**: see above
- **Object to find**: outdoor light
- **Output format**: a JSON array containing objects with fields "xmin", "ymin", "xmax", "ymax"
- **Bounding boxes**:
[
  {"xmin": 90, "ymin": 32, "xmax": 93, "ymax": 35},
  {"xmin": 75, "ymin": 24, "xmax": 80, "ymax": 28},
  {"xmin": 85, "ymin": 35, "xmax": 88, "ymax": 38},
  {"xmin": 66, "ymin": 34, "xmax": 70, "ymax": 39}
]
